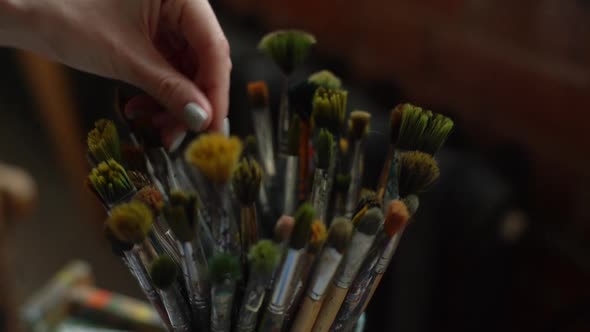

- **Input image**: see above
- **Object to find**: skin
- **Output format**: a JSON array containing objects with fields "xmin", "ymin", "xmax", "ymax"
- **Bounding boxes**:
[{"xmin": 0, "ymin": 0, "xmax": 231, "ymax": 143}]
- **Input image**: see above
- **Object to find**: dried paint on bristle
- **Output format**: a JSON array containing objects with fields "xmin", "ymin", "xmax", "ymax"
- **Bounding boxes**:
[
  {"xmin": 289, "ymin": 81, "xmax": 318, "ymax": 122},
  {"xmin": 121, "ymin": 144, "xmax": 147, "ymax": 173},
  {"xmin": 88, "ymin": 159, "xmax": 134, "ymax": 204},
  {"xmin": 257, "ymin": 30, "xmax": 316, "ymax": 75},
  {"xmin": 232, "ymin": 158, "xmax": 262, "ymax": 205},
  {"xmin": 243, "ymin": 135, "xmax": 258, "ymax": 157},
  {"xmin": 87, "ymin": 119, "xmax": 122, "ymax": 163},
  {"xmin": 326, "ymin": 218, "xmax": 353, "ymax": 254},
  {"xmin": 349, "ymin": 111, "xmax": 371, "ymax": 141},
  {"xmin": 312, "ymin": 87, "xmax": 348, "ymax": 135},
  {"xmin": 384, "ymin": 200, "xmax": 410, "ymax": 237},
  {"xmin": 402, "ymin": 194, "xmax": 420, "ymax": 217},
  {"xmin": 274, "ymin": 215, "xmax": 295, "ymax": 242},
  {"xmin": 308, "ymin": 70, "xmax": 342, "ymax": 89},
  {"xmin": 104, "ymin": 225, "xmax": 133, "ymax": 257},
  {"xmin": 133, "ymin": 186, "xmax": 164, "ymax": 215},
  {"xmin": 398, "ymin": 151, "xmax": 440, "ymax": 197},
  {"xmin": 149, "ymin": 255, "xmax": 178, "ymax": 289},
  {"xmin": 287, "ymin": 114, "xmax": 301, "ymax": 156},
  {"xmin": 107, "ymin": 201, "xmax": 153, "ymax": 244},
  {"xmin": 316, "ymin": 129, "xmax": 333, "ymax": 169},
  {"xmin": 420, "ymin": 113, "xmax": 454, "ymax": 155},
  {"xmin": 247, "ymin": 81, "xmax": 269, "ymax": 109},
  {"xmin": 309, "ymin": 220, "xmax": 328, "ymax": 251},
  {"xmin": 290, "ymin": 203, "xmax": 315, "ymax": 250},
  {"xmin": 390, "ymin": 106, "xmax": 403, "ymax": 145},
  {"xmin": 127, "ymin": 171, "xmax": 151, "ymax": 190},
  {"xmin": 352, "ymin": 191, "xmax": 381, "ymax": 219},
  {"xmin": 209, "ymin": 253, "xmax": 241, "ymax": 283},
  {"xmin": 248, "ymin": 240, "xmax": 281, "ymax": 275},
  {"xmin": 164, "ymin": 190, "xmax": 199, "ymax": 242},
  {"xmin": 334, "ymin": 174, "xmax": 351, "ymax": 193},
  {"xmin": 185, "ymin": 134, "xmax": 243, "ymax": 184},
  {"xmin": 356, "ymin": 207, "xmax": 383, "ymax": 235}
]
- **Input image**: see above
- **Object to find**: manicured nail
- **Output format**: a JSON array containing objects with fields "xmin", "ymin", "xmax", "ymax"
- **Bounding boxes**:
[
  {"xmin": 168, "ymin": 131, "xmax": 187, "ymax": 153},
  {"xmin": 183, "ymin": 102, "xmax": 208, "ymax": 131},
  {"xmin": 222, "ymin": 117, "xmax": 230, "ymax": 137}
]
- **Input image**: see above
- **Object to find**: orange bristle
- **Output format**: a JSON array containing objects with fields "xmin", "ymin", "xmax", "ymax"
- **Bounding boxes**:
[{"xmin": 384, "ymin": 200, "xmax": 410, "ymax": 237}]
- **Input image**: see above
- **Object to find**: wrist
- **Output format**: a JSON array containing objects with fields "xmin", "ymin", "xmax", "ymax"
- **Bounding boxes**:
[{"xmin": 0, "ymin": 0, "xmax": 46, "ymax": 50}]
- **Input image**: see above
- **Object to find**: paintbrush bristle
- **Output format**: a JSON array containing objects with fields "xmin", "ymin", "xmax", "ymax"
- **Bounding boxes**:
[
  {"xmin": 247, "ymin": 81, "xmax": 270, "ymax": 109},
  {"xmin": 334, "ymin": 174, "xmax": 351, "ymax": 193},
  {"xmin": 88, "ymin": 159, "xmax": 134, "ymax": 204},
  {"xmin": 308, "ymin": 70, "xmax": 341, "ymax": 89},
  {"xmin": 402, "ymin": 194, "xmax": 420, "ymax": 217},
  {"xmin": 349, "ymin": 110, "xmax": 371, "ymax": 141},
  {"xmin": 107, "ymin": 201, "xmax": 153, "ymax": 244},
  {"xmin": 356, "ymin": 207, "xmax": 383, "ymax": 235},
  {"xmin": 352, "ymin": 191, "xmax": 381, "ymax": 219},
  {"xmin": 398, "ymin": 151, "xmax": 440, "ymax": 197},
  {"xmin": 290, "ymin": 203, "xmax": 315, "ymax": 250},
  {"xmin": 87, "ymin": 119, "xmax": 122, "ymax": 163},
  {"xmin": 309, "ymin": 220, "xmax": 328, "ymax": 253},
  {"xmin": 383, "ymin": 200, "xmax": 410, "ymax": 237},
  {"xmin": 316, "ymin": 129, "xmax": 333, "ymax": 170},
  {"xmin": 149, "ymin": 255, "xmax": 178, "ymax": 289},
  {"xmin": 421, "ymin": 113, "xmax": 454, "ymax": 155},
  {"xmin": 274, "ymin": 215, "xmax": 295, "ymax": 243},
  {"xmin": 395, "ymin": 103, "xmax": 453, "ymax": 154},
  {"xmin": 185, "ymin": 134, "xmax": 243, "ymax": 184},
  {"xmin": 257, "ymin": 30, "xmax": 316, "ymax": 75},
  {"xmin": 232, "ymin": 158, "xmax": 262, "ymax": 205},
  {"xmin": 326, "ymin": 217, "xmax": 353, "ymax": 254},
  {"xmin": 209, "ymin": 253, "xmax": 241, "ymax": 283},
  {"xmin": 312, "ymin": 87, "xmax": 348, "ymax": 135},
  {"xmin": 133, "ymin": 186, "xmax": 164, "ymax": 215},
  {"xmin": 163, "ymin": 190, "xmax": 199, "ymax": 242},
  {"xmin": 127, "ymin": 170, "xmax": 152, "ymax": 190},
  {"xmin": 289, "ymin": 81, "xmax": 319, "ymax": 122},
  {"xmin": 287, "ymin": 114, "xmax": 301, "ymax": 156},
  {"xmin": 248, "ymin": 240, "xmax": 281, "ymax": 275}
]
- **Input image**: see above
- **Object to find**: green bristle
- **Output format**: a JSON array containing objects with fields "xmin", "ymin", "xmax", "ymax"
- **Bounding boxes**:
[
  {"xmin": 356, "ymin": 207, "xmax": 383, "ymax": 235},
  {"xmin": 232, "ymin": 158, "xmax": 262, "ymax": 205},
  {"xmin": 88, "ymin": 159, "xmax": 134, "ymax": 205},
  {"xmin": 209, "ymin": 253, "xmax": 241, "ymax": 283},
  {"xmin": 149, "ymin": 255, "xmax": 178, "ymax": 289},
  {"xmin": 326, "ymin": 217, "xmax": 353, "ymax": 254},
  {"xmin": 290, "ymin": 203, "xmax": 315, "ymax": 250},
  {"xmin": 257, "ymin": 30, "xmax": 316, "ymax": 75},
  {"xmin": 352, "ymin": 191, "xmax": 381, "ymax": 218},
  {"xmin": 316, "ymin": 128, "xmax": 333, "ymax": 170},
  {"xmin": 397, "ymin": 104, "xmax": 429, "ymax": 150},
  {"xmin": 289, "ymin": 81, "xmax": 319, "ymax": 122},
  {"xmin": 248, "ymin": 240, "xmax": 281, "ymax": 275},
  {"xmin": 312, "ymin": 87, "xmax": 348, "ymax": 135},
  {"xmin": 87, "ymin": 119, "xmax": 122, "ymax": 163},
  {"xmin": 308, "ymin": 70, "xmax": 342, "ymax": 89},
  {"xmin": 402, "ymin": 194, "xmax": 420, "ymax": 217},
  {"xmin": 107, "ymin": 201, "xmax": 153, "ymax": 244},
  {"xmin": 287, "ymin": 114, "xmax": 301, "ymax": 156},
  {"xmin": 420, "ymin": 113, "xmax": 454, "ymax": 155},
  {"xmin": 398, "ymin": 151, "xmax": 440, "ymax": 197},
  {"xmin": 334, "ymin": 174, "xmax": 351, "ymax": 193},
  {"xmin": 349, "ymin": 110, "xmax": 371, "ymax": 141},
  {"xmin": 163, "ymin": 190, "xmax": 199, "ymax": 242}
]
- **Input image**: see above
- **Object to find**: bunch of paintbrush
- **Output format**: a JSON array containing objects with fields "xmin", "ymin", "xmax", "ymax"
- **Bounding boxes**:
[{"xmin": 82, "ymin": 28, "xmax": 454, "ymax": 332}]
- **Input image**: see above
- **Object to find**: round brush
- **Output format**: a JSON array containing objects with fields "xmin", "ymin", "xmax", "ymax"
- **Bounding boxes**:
[{"xmin": 209, "ymin": 253, "xmax": 241, "ymax": 332}]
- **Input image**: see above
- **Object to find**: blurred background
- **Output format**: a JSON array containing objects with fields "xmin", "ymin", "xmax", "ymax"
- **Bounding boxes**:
[{"xmin": 0, "ymin": 0, "xmax": 589, "ymax": 331}]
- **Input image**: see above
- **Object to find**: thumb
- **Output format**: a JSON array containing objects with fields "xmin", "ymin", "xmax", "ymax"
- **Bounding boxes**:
[{"xmin": 128, "ymin": 45, "xmax": 213, "ymax": 132}]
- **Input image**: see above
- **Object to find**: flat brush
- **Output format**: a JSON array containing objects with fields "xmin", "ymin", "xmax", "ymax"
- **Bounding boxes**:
[
  {"xmin": 209, "ymin": 253, "xmax": 241, "ymax": 332},
  {"xmin": 87, "ymin": 159, "xmax": 136, "ymax": 208},
  {"xmin": 344, "ymin": 111, "xmax": 371, "ymax": 217},
  {"xmin": 149, "ymin": 255, "xmax": 191, "ymax": 332},
  {"xmin": 398, "ymin": 151, "xmax": 440, "ymax": 197},
  {"xmin": 259, "ymin": 203, "xmax": 315, "ymax": 332},
  {"xmin": 283, "ymin": 115, "xmax": 301, "ymax": 215},
  {"xmin": 87, "ymin": 119, "xmax": 122, "ymax": 164},
  {"xmin": 311, "ymin": 207, "xmax": 383, "ymax": 332},
  {"xmin": 164, "ymin": 190, "xmax": 210, "ymax": 331},
  {"xmin": 331, "ymin": 200, "xmax": 409, "ymax": 332},
  {"xmin": 236, "ymin": 240, "xmax": 281, "ymax": 332},
  {"xmin": 247, "ymin": 81, "xmax": 276, "ymax": 179},
  {"xmin": 291, "ymin": 218, "xmax": 352, "ymax": 332},
  {"xmin": 310, "ymin": 129, "xmax": 334, "ymax": 224}
]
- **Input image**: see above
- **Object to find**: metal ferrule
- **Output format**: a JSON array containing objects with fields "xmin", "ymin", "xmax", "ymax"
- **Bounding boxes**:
[
  {"xmin": 345, "ymin": 142, "xmax": 363, "ymax": 216},
  {"xmin": 310, "ymin": 168, "xmax": 330, "ymax": 223},
  {"xmin": 211, "ymin": 279, "xmax": 237, "ymax": 332},
  {"xmin": 309, "ymin": 247, "xmax": 343, "ymax": 300},
  {"xmin": 334, "ymin": 232, "xmax": 376, "ymax": 288},
  {"xmin": 237, "ymin": 272, "xmax": 271, "ymax": 332},
  {"xmin": 282, "ymin": 156, "xmax": 299, "ymax": 216},
  {"xmin": 269, "ymin": 248, "xmax": 305, "ymax": 314}
]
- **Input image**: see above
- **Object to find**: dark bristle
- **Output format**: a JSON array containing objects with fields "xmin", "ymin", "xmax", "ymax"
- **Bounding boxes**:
[
  {"xmin": 247, "ymin": 81, "xmax": 269, "ymax": 109},
  {"xmin": 326, "ymin": 217, "xmax": 353, "ymax": 254},
  {"xmin": 349, "ymin": 111, "xmax": 371, "ymax": 141},
  {"xmin": 248, "ymin": 240, "xmax": 281, "ymax": 275},
  {"xmin": 352, "ymin": 191, "xmax": 381, "ymax": 218},
  {"xmin": 316, "ymin": 129, "xmax": 334, "ymax": 170},
  {"xmin": 287, "ymin": 114, "xmax": 301, "ymax": 156},
  {"xmin": 290, "ymin": 203, "xmax": 315, "ymax": 249},
  {"xmin": 289, "ymin": 81, "xmax": 319, "ymax": 122},
  {"xmin": 149, "ymin": 255, "xmax": 178, "ymax": 289},
  {"xmin": 232, "ymin": 158, "xmax": 262, "ymax": 205},
  {"xmin": 383, "ymin": 200, "xmax": 410, "ymax": 237},
  {"xmin": 164, "ymin": 190, "xmax": 199, "ymax": 242},
  {"xmin": 356, "ymin": 207, "xmax": 383, "ymax": 235},
  {"xmin": 209, "ymin": 253, "xmax": 241, "ymax": 283},
  {"xmin": 402, "ymin": 195, "xmax": 420, "ymax": 216},
  {"xmin": 398, "ymin": 151, "xmax": 440, "ymax": 197}
]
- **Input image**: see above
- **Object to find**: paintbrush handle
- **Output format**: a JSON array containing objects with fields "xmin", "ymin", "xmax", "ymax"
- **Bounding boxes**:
[
  {"xmin": 211, "ymin": 280, "xmax": 236, "ymax": 332},
  {"xmin": 344, "ymin": 142, "xmax": 363, "ymax": 217},
  {"xmin": 159, "ymin": 285, "xmax": 191, "ymax": 332},
  {"xmin": 252, "ymin": 108, "xmax": 277, "ymax": 178},
  {"xmin": 310, "ymin": 169, "xmax": 330, "ymax": 224},
  {"xmin": 362, "ymin": 273, "xmax": 383, "ymax": 312},
  {"xmin": 282, "ymin": 156, "xmax": 299, "ymax": 215},
  {"xmin": 311, "ymin": 285, "xmax": 349, "ymax": 332},
  {"xmin": 277, "ymin": 79, "xmax": 290, "ymax": 156},
  {"xmin": 179, "ymin": 242, "xmax": 210, "ymax": 331},
  {"xmin": 236, "ymin": 277, "xmax": 268, "ymax": 332},
  {"xmin": 291, "ymin": 296, "xmax": 324, "ymax": 332}
]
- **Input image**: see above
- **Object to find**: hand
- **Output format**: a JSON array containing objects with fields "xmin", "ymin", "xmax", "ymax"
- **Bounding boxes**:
[{"xmin": 2, "ymin": 0, "xmax": 231, "ymax": 138}]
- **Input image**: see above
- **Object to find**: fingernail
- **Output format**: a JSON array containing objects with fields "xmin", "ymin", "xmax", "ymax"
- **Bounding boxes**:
[
  {"xmin": 168, "ymin": 131, "xmax": 187, "ymax": 153},
  {"xmin": 183, "ymin": 103, "xmax": 208, "ymax": 131},
  {"xmin": 222, "ymin": 118, "xmax": 230, "ymax": 137}
]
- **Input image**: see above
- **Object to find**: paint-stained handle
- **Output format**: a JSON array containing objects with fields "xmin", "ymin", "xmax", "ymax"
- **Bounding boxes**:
[
  {"xmin": 361, "ymin": 273, "xmax": 384, "ymax": 313},
  {"xmin": 291, "ymin": 296, "xmax": 323, "ymax": 332},
  {"xmin": 311, "ymin": 285, "xmax": 348, "ymax": 332}
]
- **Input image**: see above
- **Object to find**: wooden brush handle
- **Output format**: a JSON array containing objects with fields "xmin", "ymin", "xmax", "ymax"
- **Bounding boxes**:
[
  {"xmin": 291, "ymin": 296, "xmax": 323, "ymax": 332},
  {"xmin": 311, "ymin": 285, "xmax": 348, "ymax": 332}
]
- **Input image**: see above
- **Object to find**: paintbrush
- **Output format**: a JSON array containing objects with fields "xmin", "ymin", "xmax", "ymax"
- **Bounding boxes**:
[
  {"xmin": 233, "ymin": 158, "xmax": 263, "ymax": 262},
  {"xmin": 87, "ymin": 119, "xmax": 122, "ymax": 165},
  {"xmin": 184, "ymin": 133, "xmax": 243, "ymax": 254},
  {"xmin": 149, "ymin": 254, "xmax": 192, "ymax": 332},
  {"xmin": 242, "ymin": 136, "xmax": 273, "ymax": 226},
  {"xmin": 331, "ymin": 200, "xmax": 409, "ymax": 332},
  {"xmin": 283, "ymin": 115, "xmax": 301, "ymax": 215},
  {"xmin": 350, "ymin": 191, "xmax": 381, "ymax": 227},
  {"xmin": 291, "ymin": 218, "xmax": 353, "ymax": 332},
  {"xmin": 247, "ymin": 81, "xmax": 276, "ymax": 181},
  {"xmin": 308, "ymin": 70, "xmax": 342, "ymax": 90},
  {"xmin": 236, "ymin": 240, "xmax": 281, "ymax": 332},
  {"xmin": 344, "ymin": 111, "xmax": 371, "ymax": 217},
  {"xmin": 128, "ymin": 170, "xmax": 152, "ymax": 190},
  {"xmin": 259, "ymin": 203, "xmax": 315, "ymax": 332},
  {"xmin": 310, "ymin": 129, "xmax": 334, "ymax": 224},
  {"xmin": 87, "ymin": 159, "xmax": 136, "ymax": 208},
  {"xmin": 258, "ymin": 30, "xmax": 316, "ymax": 156},
  {"xmin": 311, "ymin": 207, "xmax": 383, "ymax": 332},
  {"xmin": 164, "ymin": 190, "xmax": 210, "ymax": 331},
  {"xmin": 398, "ymin": 151, "xmax": 440, "ymax": 198},
  {"xmin": 332, "ymin": 174, "xmax": 351, "ymax": 217},
  {"xmin": 209, "ymin": 253, "xmax": 241, "ymax": 332},
  {"xmin": 274, "ymin": 215, "xmax": 295, "ymax": 244}
]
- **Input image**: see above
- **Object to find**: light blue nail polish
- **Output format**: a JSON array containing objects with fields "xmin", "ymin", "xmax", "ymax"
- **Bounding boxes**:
[
  {"xmin": 222, "ymin": 118, "xmax": 230, "ymax": 137},
  {"xmin": 183, "ymin": 103, "xmax": 208, "ymax": 131}
]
